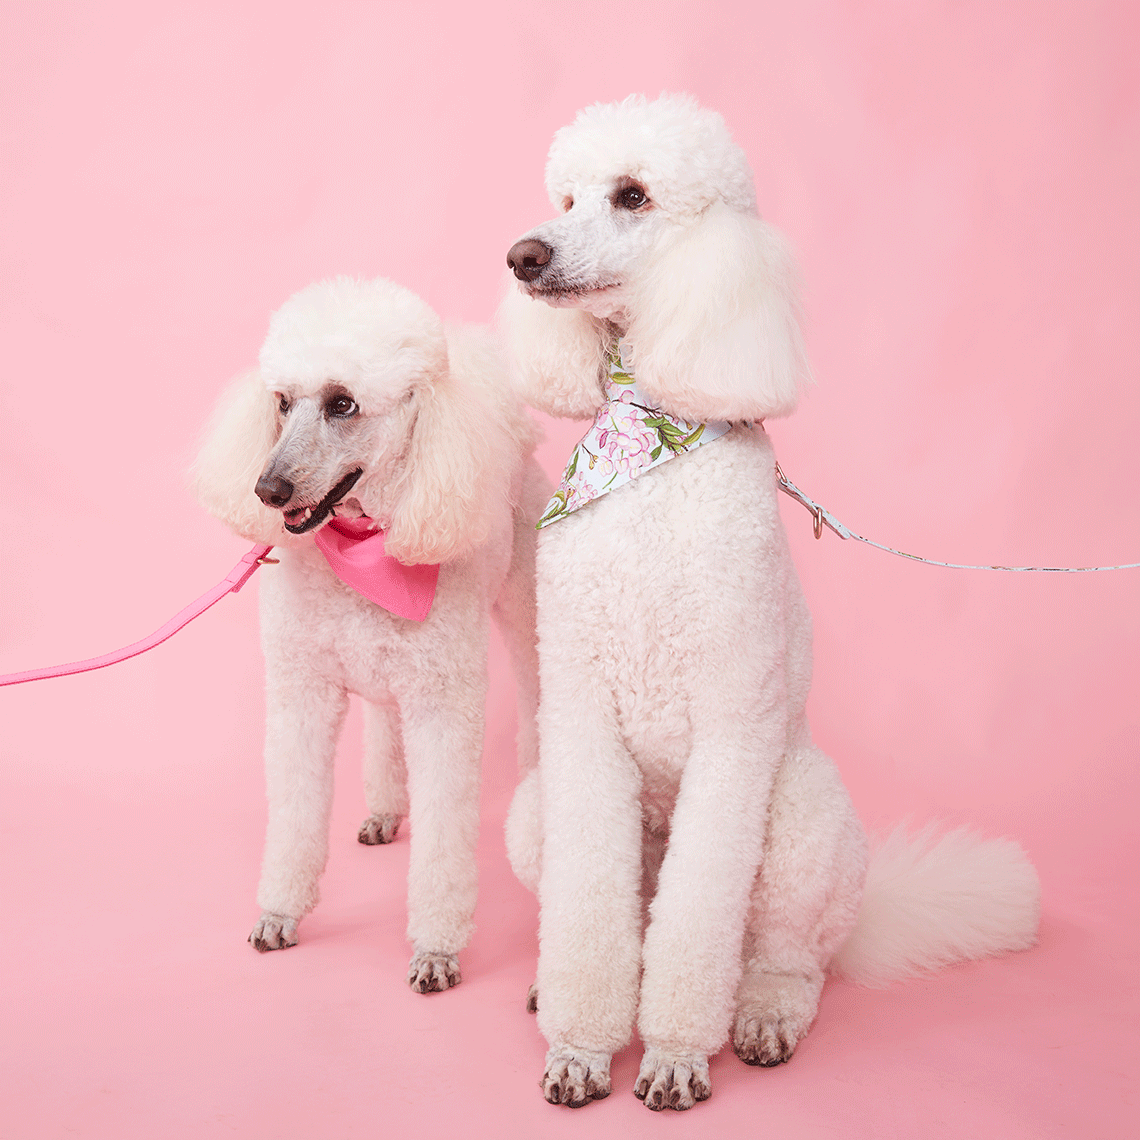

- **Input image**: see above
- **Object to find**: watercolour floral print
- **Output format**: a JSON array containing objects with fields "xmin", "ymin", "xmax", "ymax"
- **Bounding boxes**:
[{"xmin": 536, "ymin": 342, "xmax": 734, "ymax": 528}]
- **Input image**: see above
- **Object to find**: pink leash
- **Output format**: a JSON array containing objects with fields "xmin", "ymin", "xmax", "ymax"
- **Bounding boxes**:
[{"xmin": 0, "ymin": 544, "xmax": 273, "ymax": 688}]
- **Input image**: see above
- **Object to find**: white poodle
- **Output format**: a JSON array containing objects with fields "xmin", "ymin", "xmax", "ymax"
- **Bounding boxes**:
[
  {"xmin": 194, "ymin": 276, "xmax": 548, "ymax": 992},
  {"xmin": 501, "ymin": 94, "xmax": 1040, "ymax": 1109}
]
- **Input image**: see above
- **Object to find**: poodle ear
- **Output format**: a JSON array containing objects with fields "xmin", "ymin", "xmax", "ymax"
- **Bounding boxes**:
[
  {"xmin": 191, "ymin": 368, "xmax": 286, "ymax": 544},
  {"xmin": 498, "ymin": 275, "xmax": 608, "ymax": 418},
  {"xmin": 625, "ymin": 203, "xmax": 811, "ymax": 422},
  {"xmin": 384, "ymin": 326, "xmax": 525, "ymax": 565}
]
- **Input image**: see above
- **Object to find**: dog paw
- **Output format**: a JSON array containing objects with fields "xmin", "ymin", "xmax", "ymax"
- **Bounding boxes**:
[
  {"xmin": 526, "ymin": 982, "xmax": 538, "ymax": 1013},
  {"xmin": 249, "ymin": 912, "xmax": 299, "ymax": 953},
  {"xmin": 732, "ymin": 1007, "xmax": 806, "ymax": 1066},
  {"xmin": 541, "ymin": 1046, "xmax": 612, "ymax": 1107},
  {"xmin": 634, "ymin": 1049, "xmax": 711, "ymax": 1111},
  {"xmin": 357, "ymin": 813, "xmax": 400, "ymax": 845},
  {"xmin": 407, "ymin": 951, "xmax": 461, "ymax": 993}
]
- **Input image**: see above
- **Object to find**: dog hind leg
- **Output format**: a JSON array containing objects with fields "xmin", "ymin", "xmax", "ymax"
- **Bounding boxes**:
[
  {"xmin": 399, "ymin": 643, "xmax": 488, "ymax": 992},
  {"xmin": 732, "ymin": 742, "xmax": 866, "ymax": 1066},
  {"xmin": 358, "ymin": 696, "xmax": 407, "ymax": 845}
]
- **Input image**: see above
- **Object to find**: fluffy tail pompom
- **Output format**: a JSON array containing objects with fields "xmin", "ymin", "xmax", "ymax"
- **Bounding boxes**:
[{"xmin": 830, "ymin": 824, "xmax": 1041, "ymax": 988}]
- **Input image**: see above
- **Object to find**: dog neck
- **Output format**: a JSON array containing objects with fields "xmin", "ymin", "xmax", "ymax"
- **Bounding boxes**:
[{"xmin": 536, "ymin": 341, "xmax": 733, "ymax": 528}]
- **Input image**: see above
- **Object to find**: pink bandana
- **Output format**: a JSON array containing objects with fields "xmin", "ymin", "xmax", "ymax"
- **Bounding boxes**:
[{"xmin": 312, "ymin": 517, "xmax": 439, "ymax": 622}]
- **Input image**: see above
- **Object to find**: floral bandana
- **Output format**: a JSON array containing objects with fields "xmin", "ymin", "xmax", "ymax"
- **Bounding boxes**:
[{"xmin": 536, "ymin": 342, "xmax": 733, "ymax": 528}]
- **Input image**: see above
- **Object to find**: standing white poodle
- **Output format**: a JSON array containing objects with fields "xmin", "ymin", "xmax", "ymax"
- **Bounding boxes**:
[
  {"xmin": 195, "ymin": 276, "xmax": 548, "ymax": 992},
  {"xmin": 501, "ymin": 94, "xmax": 1040, "ymax": 1109}
]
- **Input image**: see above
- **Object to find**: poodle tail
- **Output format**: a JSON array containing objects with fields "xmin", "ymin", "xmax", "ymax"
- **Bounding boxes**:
[{"xmin": 830, "ymin": 823, "xmax": 1041, "ymax": 988}]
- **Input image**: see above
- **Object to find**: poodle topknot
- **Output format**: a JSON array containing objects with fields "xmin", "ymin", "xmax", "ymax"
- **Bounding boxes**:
[
  {"xmin": 545, "ymin": 93, "xmax": 758, "ymax": 218},
  {"xmin": 259, "ymin": 277, "xmax": 449, "ymax": 401}
]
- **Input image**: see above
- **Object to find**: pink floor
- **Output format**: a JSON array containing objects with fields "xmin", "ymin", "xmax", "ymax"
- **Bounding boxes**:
[
  {"xmin": 2, "ymin": 617, "xmax": 1136, "ymax": 1139},
  {"xmin": 2, "ymin": 3, "xmax": 1138, "ymax": 1137}
]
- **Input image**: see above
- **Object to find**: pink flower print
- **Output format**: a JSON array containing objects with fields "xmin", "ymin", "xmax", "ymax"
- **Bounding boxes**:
[
  {"xmin": 560, "ymin": 464, "xmax": 600, "ymax": 512},
  {"xmin": 601, "ymin": 404, "xmax": 656, "ymax": 475},
  {"xmin": 583, "ymin": 449, "xmax": 616, "ymax": 478}
]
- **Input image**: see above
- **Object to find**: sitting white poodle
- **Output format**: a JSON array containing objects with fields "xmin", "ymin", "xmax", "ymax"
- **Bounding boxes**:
[
  {"xmin": 501, "ymin": 94, "xmax": 1040, "ymax": 1109},
  {"xmin": 194, "ymin": 276, "xmax": 548, "ymax": 992}
]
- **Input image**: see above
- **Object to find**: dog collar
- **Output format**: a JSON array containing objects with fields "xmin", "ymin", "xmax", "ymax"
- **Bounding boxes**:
[
  {"xmin": 313, "ymin": 516, "xmax": 439, "ymax": 621},
  {"xmin": 536, "ymin": 342, "xmax": 733, "ymax": 528}
]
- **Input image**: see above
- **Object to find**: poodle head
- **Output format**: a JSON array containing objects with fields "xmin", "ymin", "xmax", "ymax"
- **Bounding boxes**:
[
  {"xmin": 195, "ymin": 277, "xmax": 525, "ymax": 564},
  {"xmin": 503, "ymin": 93, "xmax": 810, "ymax": 423},
  {"xmin": 253, "ymin": 278, "xmax": 443, "ymax": 541}
]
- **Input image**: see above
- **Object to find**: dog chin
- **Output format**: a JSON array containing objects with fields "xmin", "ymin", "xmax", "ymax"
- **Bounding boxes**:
[
  {"xmin": 527, "ymin": 282, "xmax": 628, "ymax": 325},
  {"xmin": 526, "ymin": 282, "xmax": 618, "ymax": 307}
]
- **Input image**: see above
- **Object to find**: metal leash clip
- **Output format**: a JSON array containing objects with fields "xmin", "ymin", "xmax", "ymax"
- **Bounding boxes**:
[{"xmin": 774, "ymin": 464, "xmax": 852, "ymax": 541}]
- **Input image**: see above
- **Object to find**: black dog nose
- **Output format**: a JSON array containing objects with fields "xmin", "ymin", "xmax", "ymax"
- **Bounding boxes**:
[
  {"xmin": 255, "ymin": 472, "xmax": 294, "ymax": 508},
  {"xmin": 506, "ymin": 238, "xmax": 553, "ymax": 282}
]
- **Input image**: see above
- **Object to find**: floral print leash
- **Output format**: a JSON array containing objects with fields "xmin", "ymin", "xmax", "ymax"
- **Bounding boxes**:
[{"xmin": 536, "ymin": 342, "xmax": 733, "ymax": 528}]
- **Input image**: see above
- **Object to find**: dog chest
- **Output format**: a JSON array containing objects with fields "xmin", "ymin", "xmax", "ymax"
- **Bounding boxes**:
[
  {"xmin": 535, "ymin": 428, "xmax": 799, "ymax": 789},
  {"xmin": 260, "ymin": 548, "xmax": 488, "ymax": 705}
]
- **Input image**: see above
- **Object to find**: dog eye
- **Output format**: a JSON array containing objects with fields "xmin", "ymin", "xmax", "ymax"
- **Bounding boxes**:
[
  {"xmin": 327, "ymin": 394, "xmax": 358, "ymax": 418},
  {"xmin": 617, "ymin": 184, "xmax": 649, "ymax": 210},
  {"xmin": 277, "ymin": 394, "xmax": 290, "ymax": 415},
  {"xmin": 562, "ymin": 196, "xmax": 574, "ymax": 212}
]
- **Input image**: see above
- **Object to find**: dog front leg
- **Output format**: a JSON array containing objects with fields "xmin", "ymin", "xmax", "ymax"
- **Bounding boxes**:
[
  {"xmin": 398, "ymin": 667, "xmax": 486, "ymax": 992},
  {"xmin": 635, "ymin": 736, "xmax": 777, "ymax": 1108},
  {"xmin": 534, "ymin": 679, "xmax": 644, "ymax": 1107},
  {"xmin": 252, "ymin": 670, "xmax": 349, "ymax": 951}
]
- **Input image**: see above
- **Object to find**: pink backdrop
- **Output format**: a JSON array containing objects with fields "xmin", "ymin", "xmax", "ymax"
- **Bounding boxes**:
[{"xmin": 2, "ymin": 3, "xmax": 1137, "ymax": 1137}]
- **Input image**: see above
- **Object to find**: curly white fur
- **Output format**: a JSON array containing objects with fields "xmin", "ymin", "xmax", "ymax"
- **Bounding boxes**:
[
  {"xmin": 502, "ymin": 94, "xmax": 1040, "ymax": 1109},
  {"xmin": 194, "ymin": 276, "xmax": 548, "ymax": 991}
]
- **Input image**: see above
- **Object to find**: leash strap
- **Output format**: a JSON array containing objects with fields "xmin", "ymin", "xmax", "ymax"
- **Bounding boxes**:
[
  {"xmin": 0, "ymin": 544, "xmax": 274, "ymax": 688},
  {"xmin": 776, "ymin": 465, "xmax": 1140, "ymax": 572}
]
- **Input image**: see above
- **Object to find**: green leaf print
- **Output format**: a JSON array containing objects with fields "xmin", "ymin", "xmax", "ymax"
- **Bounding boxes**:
[
  {"xmin": 536, "ymin": 490, "xmax": 568, "ymax": 527},
  {"xmin": 654, "ymin": 421, "xmax": 693, "ymax": 452},
  {"xmin": 608, "ymin": 344, "xmax": 635, "ymax": 385}
]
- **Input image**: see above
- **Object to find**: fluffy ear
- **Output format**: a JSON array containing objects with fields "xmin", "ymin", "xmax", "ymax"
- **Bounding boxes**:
[
  {"xmin": 191, "ymin": 368, "xmax": 286, "ymax": 544},
  {"xmin": 625, "ymin": 203, "xmax": 810, "ymax": 422},
  {"xmin": 498, "ymin": 275, "xmax": 608, "ymax": 418},
  {"xmin": 385, "ymin": 326, "xmax": 531, "ymax": 565}
]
